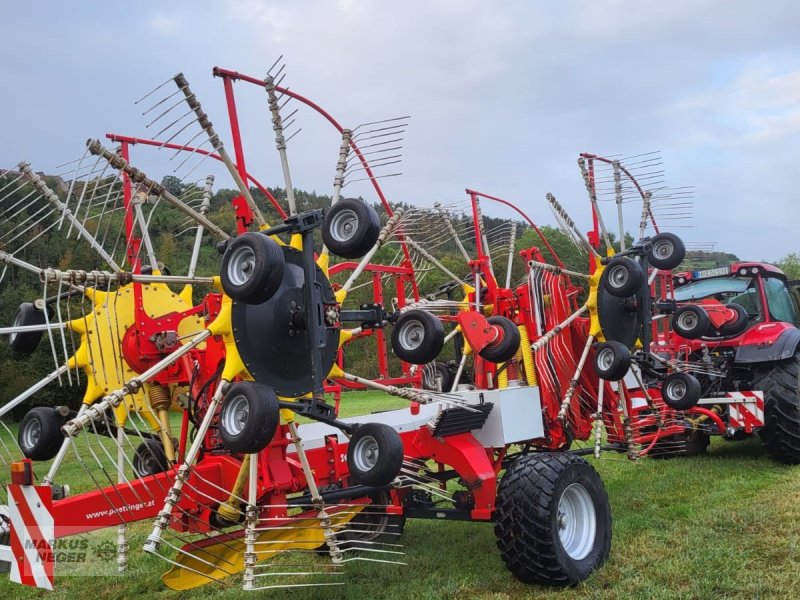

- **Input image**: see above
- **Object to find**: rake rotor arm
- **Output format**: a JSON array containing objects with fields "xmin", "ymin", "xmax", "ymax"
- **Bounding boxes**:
[{"xmin": 86, "ymin": 139, "xmax": 230, "ymax": 241}]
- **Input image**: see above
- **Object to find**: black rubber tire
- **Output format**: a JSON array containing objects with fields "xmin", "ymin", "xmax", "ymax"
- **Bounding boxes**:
[
  {"xmin": 479, "ymin": 316, "xmax": 521, "ymax": 363},
  {"xmin": 661, "ymin": 372, "xmax": 701, "ymax": 410},
  {"xmin": 132, "ymin": 438, "xmax": 169, "ymax": 477},
  {"xmin": 494, "ymin": 453, "xmax": 612, "ymax": 587},
  {"xmin": 593, "ymin": 341, "xmax": 631, "ymax": 380},
  {"xmin": 650, "ymin": 430, "xmax": 710, "ymax": 459},
  {"xmin": 391, "ymin": 310, "xmax": 444, "ymax": 365},
  {"xmin": 347, "ymin": 423, "xmax": 404, "ymax": 486},
  {"xmin": 752, "ymin": 352, "xmax": 800, "ymax": 464},
  {"xmin": 672, "ymin": 305, "xmax": 711, "ymax": 339},
  {"xmin": 322, "ymin": 198, "xmax": 381, "ymax": 259},
  {"xmin": 340, "ymin": 489, "xmax": 406, "ymax": 545},
  {"xmin": 8, "ymin": 302, "xmax": 46, "ymax": 355},
  {"xmin": 716, "ymin": 303, "xmax": 749, "ymax": 337},
  {"xmin": 424, "ymin": 361, "xmax": 454, "ymax": 393},
  {"xmin": 648, "ymin": 232, "xmax": 685, "ymax": 270},
  {"xmin": 18, "ymin": 407, "xmax": 64, "ymax": 461},
  {"xmin": 219, "ymin": 382, "xmax": 280, "ymax": 454},
  {"xmin": 220, "ymin": 233, "xmax": 285, "ymax": 304},
  {"xmin": 601, "ymin": 257, "xmax": 643, "ymax": 298}
]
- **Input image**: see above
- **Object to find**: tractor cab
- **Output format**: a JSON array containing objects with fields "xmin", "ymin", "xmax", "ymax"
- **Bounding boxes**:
[{"xmin": 673, "ymin": 262, "xmax": 800, "ymax": 328}]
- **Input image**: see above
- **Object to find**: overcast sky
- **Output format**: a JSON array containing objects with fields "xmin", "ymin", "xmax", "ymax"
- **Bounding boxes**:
[{"xmin": 2, "ymin": 1, "xmax": 799, "ymax": 261}]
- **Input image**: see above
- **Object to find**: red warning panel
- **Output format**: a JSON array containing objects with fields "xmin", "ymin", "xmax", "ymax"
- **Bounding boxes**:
[{"xmin": 7, "ymin": 484, "xmax": 54, "ymax": 590}]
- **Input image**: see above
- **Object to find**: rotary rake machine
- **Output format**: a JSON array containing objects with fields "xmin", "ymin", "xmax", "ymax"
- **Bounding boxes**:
[{"xmin": 0, "ymin": 64, "xmax": 693, "ymax": 594}]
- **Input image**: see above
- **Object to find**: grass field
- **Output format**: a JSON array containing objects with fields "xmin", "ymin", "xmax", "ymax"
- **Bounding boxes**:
[{"xmin": 1, "ymin": 391, "xmax": 799, "ymax": 600}]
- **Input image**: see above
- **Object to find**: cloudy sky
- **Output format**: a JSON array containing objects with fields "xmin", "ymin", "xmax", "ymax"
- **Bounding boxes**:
[{"xmin": 2, "ymin": 1, "xmax": 799, "ymax": 261}]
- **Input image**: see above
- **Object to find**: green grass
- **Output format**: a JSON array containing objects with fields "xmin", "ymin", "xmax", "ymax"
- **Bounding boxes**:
[{"xmin": 2, "ymin": 391, "xmax": 799, "ymax": 599}]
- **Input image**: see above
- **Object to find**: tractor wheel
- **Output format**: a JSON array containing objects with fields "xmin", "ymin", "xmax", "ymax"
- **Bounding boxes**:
[
  {"xmin": 18, "ymin": 407, "xmax": 64, "ymax": 461},
  {"xmin": 716, "ymin": 303, "xmax": 748, "ymax": 337},
  {"xmin": 479, "ymin": 316, "xmax": 521, "ymax": 363},
  {"xmin": 753, "ymin": 352, "xmax": 800, "ymax": 464},
  {"xmin": 424, "ymin": 361, "xmax": 454, "ymax": 393},
  {"xmin": 650, "ymin": 430, "xmax": 710, "ymax": 459},
  {"xmin": 647, "ymin": 232, "xmax": 685, "ymax": 270},
  {"xmin": 322, "ymin": 198, "xmax": 381, "ymax": 259},
  {"xmin": 593, "ymin": 340, "xmax": 631, "ymax": 381},
  {"xmin": 661, "ymin": 372, "xmax": 701, "ymax": 410},
  {"xmin": 601, "ymin": 257, "xmax": 643, "ymax": 298},
  {"xmin": 672, "ymin": 305, "xmax": 711, "ymax": 339},
  {"xmin": 219, "ymin": 382, "xmax": 280, "ymax": 454},
  {"xmin": 220, "ymin": 232, "xmax": 285, "ymax": 304},
  {"xmin": 494, "ymin": 453, "xmax": 612, "ymax": 587},
  {"xmin": 132, "ymin": 438, "xmax": 169, "ymax": 477},
  {"xmin": 391, "ymin": 309, "xmax": 444, "ymax": 365},
  {"xmin": 347, "ymin": 423, "xmax": 404, "ymax": 486},
  {"xmin": 8, "ymin": 302, "xmax": 46, "ymax": 355}
]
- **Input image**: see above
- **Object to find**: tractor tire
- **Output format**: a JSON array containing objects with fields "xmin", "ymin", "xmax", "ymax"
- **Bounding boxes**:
[
  {"xmin": 494, "ymin": 453, "xmax": 612, "ymax": 587},
  {"xmin": 220, "ymin": 232, "xmax": 285, "ymax": 304},
  {"xmin": 18, "ymin": 407, "xmax": 65, "ymax": 461},
  {"xmin": 479, "ymin": 316, "xmax": 521, "ymax": 363},
  {"xmin": 132, "ymin": 438, "xmax": 169, "ymax": 477},
  {"xmin": 8, "ymin": 302, "xmax": 46, "ymax": 355},
  {"xmin": 347, "ymin": 423, "xmax": 404, "ymax": 486},
  {"xmin": 219, "ymin": 382, "xmax": 280, "ymax": 454},
  {"xmin": 753, "ymin": 352, "xmax": 800, "ymax": 464},
  {"xmin": 322, "ymin": 198, "xmax": 381, "ymax": 259},
  {"xmin": 650, "ymin": 430, "xmax": 710, "ymax": 459},
  {"xmin": 391, "ymin": 309, "xmax": 444, "ymax": 365},
  {"xmin": 600, "ymin": 257, "xmax": 643, "ymax": 298}
]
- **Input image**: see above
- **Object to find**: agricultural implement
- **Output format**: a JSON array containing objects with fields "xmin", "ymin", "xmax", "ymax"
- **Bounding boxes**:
[{"xmin": 0, "ymin": 63, "xmax": 698, "ymax": 592}]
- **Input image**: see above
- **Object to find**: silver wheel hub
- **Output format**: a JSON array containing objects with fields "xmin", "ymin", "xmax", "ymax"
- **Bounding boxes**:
[
  {"xmin": 329, "ymin": 209, "xmax": 359, "ymax": 242},
  {"xmin": 399, "ymin": 321, "xmax": 425, "ymax": 350},
  {"xmin": 678, "ymin": 312, "xmax": 698, "ymax": 330},
  {"xmin": 227, "ymin": 245, "xmax": 256, "ymax": 286},
  {"xmin": 222, "ymin": 394, "xmax": 249, "ymax": 436},
  {"xmin": 609, "ymin": 265, "xmax": 628, "ymax": 288},
  {"xmin": 653, "ymin": 240, "xmax": 673, "ymax": 259},
  {"xmin": 598, "ymin": 348, "xmax": 615, "ymax": 370},
  {"xmin": 352, "ymin": 435, "xmax": 379, "ymax": 472},
  {"xmin": 667, "ymin": 380, "xmax": 686, "ymax": 400},
  {"xmin": 23, "ymin": 419, "xmax": 41, "ymax": 450},
  {"xmin": 557, "ymin": 483, "xmax": 597, "ymax": 560}
]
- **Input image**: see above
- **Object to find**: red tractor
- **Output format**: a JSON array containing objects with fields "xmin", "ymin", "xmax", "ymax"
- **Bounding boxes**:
[{"xmin": 648, "ymin": 262, "xmax": 800, "ymax": 462}]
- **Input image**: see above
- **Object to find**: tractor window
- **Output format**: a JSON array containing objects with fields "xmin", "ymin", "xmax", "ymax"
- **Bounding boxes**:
[
  {"xmin": 675, "ymin": 276, "xmax": 763, "ymax": 320},
  {"xmin": 763, "ymin": 278, "xmax": 799, "ymax": 325}
]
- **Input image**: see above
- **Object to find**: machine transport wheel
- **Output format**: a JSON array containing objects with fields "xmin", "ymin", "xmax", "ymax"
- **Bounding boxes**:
[
  {"xmin": 647, "ymin": 232, "xmax": 685, "ymax": 270},
  {"xmin": 341, "ymin": 489, "xmax": 406, "ymax": 544},
  {"xmin": 494, "ymin": 452, "xmax": 611, "ymax": 587},
  {"xmin": 650, "ymin": 430, "xmax": 710, "ymax": 459},
  {"xmin": 18, "ymin": 406, "xmax": 65, "ymax": 461},
  {"xmin": 132, "ymin": 438, "xmax": 170, "ymax": 477},
  {"xmin": 479, "ymin": 316, "xmax": 521, "ymax": 363},
  {"xmin": 752, "ymin": 351, "xmax": 800, "ymax": 464},
  {"xmin": 8, "ymin": 302, "xmax": 46, "ymax": 355},
  {"xmin": 322, "ymin": 198, "xmax": 381, "ymax": 259},
  {"xmin": 391, "ymin": 309, "xmax": 444, "ymax": 364},
  {"xmin": 219, "ymin": 382, "xmax": 280, "ymax": 454},
  {"xmin": 661, "ymin": 372, "xmax": 701, "ymax": 410},
  {"xmin": 424, "ymin": 361, "xmax": 454, "ymax": 393},
  {"xmin": 347, "ymin": 423, "xmax": 404, "ymax": 486},
  {"xmin": 593, "ymin": 340, "xmax": 631, "ymax": 381},
  {"xmin": 716, "ymin": 303, "xmax": 748, "ymax": 337},
  {"xmin": 601, "ymin": 257, "xmax": 643, "ymax": 298},
  {"xmin": 220, "ymin": 232, "xmax": 285, "ymax": 304},
  {"xmin": 672, "ymin": 305, "xmax": 711, "ymax": 339}
]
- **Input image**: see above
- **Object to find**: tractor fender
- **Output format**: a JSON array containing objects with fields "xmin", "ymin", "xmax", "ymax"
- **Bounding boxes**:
[{"xmin": 734, "ymin": 325, "xmax": 800, "ymax": 364}]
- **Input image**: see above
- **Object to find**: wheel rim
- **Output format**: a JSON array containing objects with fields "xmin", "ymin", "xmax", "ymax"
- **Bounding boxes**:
[
  {"xmin": 352, "ymin": 435, "xmax": 379, "ymax": 473},
  {"xmin": 677, "ymin": 311, "xmax": 698, "ymax": 332},
  {"xmin": 608, "ymin": 264, "xmax": 629, "ymax": 289},
  {"xmin": 222, "ymin": 394, "xmax": 249, "ymax": 437},
  {"xmin": 666, "ymin": 379, "xmax": 686, "ymax": 401},
  {"xmin": 329, "ymin": 209, "xmax": 359, "ymax": 243},
  {"xmin": 9, "ymin": 310, "xmax": 23, "ymax": 345},
  {"xmin": 652, "ymin": 239, "xmax": 674, "ymax": 261},
  {"xmin": 227, "ymin": 245, "xmax": 257, "ymax": 286},
  {"xmin": 557, "ymin": 483, "xmax": 597, "ymax": 561},
  {"xmin": 137, "ymin": 450, "xmax": 155, "ymax": 475},
  {"xmin": 22, "ymin": 419, "xmax": 41, "ymax": 451},
  {"xmin": 398, "ymin": 320, "xmax": 425, "ymax": 351},
  {"xmin": 597, "ymin": 347, "xmax": 615, "ymax": 371}
]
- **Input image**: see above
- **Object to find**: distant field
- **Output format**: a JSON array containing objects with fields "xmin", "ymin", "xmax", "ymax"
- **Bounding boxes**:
[{"xmin": 1, "ymin": 390, "xmax": 799, "ymax": 600}]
